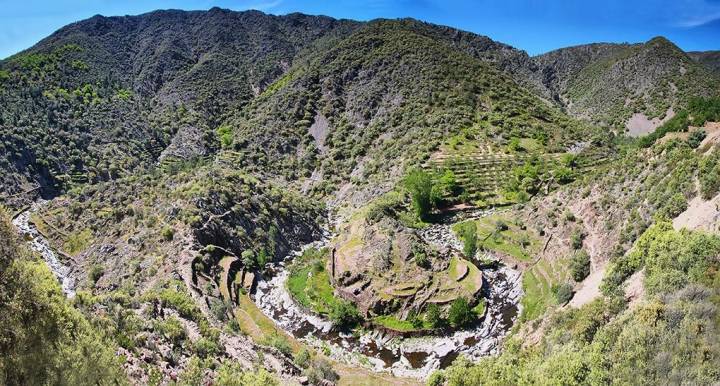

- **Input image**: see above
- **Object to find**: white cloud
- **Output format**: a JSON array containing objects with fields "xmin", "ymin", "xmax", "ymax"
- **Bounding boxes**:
[{"xmin": 672, "ymin": 0, "xmax": 720, "ymax": 27}]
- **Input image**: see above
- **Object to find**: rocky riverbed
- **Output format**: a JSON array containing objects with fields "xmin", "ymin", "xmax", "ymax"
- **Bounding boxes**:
[
  {"xmin": 13, "ymin": 202, "xmax": 76, "ymax": 298},
  {"xmin": 253, "ymin": 208, "xmax": 523, "ymax": 379}
]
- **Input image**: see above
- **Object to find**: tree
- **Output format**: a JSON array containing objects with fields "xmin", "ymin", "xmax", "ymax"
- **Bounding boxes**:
[
  {"xmin": 570, "ymin": 250, "xmax": 591, "ymax": 282},
  {"xmin": 425, "ymin": 303, "xmax": 443, "ymax": 328},
  {"xmin": 216, "ymin": 125, "xmax": 234, "ymax": 149},
  {"xmin": 241, "ymin": 250, "xmax": 256, "ymax": 269},
  {"xmin": 457, "ymin": 222, "xmax": 478, "ymax": 258},
  {"xmin": 431, "ymin": 169, "xmax": 461, "ymax": 207},
  {"xmin": 448, "ymin": 297, "xmax": 474, "ymax": 328},
  {"xmin": 570, "ymin": 229, "xmax": 585, "ymax": 250},
  {"xmin": 552, "ymin": 283, "xmax": 574, "ymax": 305},
  {"xmin": 404, "ymin": 168, "xmax": 433, "ymax": 220},
  {"xmin": 688, "ymin": 129, "xmax": 706, "ymax": 148},
  {"xmin": 329, "ymin": 300, "xmax": 360, "ymax": 328}
]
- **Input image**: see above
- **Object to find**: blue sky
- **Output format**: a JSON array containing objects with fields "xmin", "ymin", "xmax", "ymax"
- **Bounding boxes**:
[{"xmin": 1, "ymin": 0, "xmax": 719, "ymax": 59}]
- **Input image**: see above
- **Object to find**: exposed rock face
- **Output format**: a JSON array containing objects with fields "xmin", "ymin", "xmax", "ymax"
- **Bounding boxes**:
[
  {"xmin": 159, "ymin": 126, "xmax": 209, "ymax": 162},
  {"xmin": 625, "ymin": 107, "xmax": 674, "ymax": 137}
]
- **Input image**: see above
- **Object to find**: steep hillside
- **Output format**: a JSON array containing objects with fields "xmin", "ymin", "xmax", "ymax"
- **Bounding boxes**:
[
  {"xmin": 223, "ymin": 19, "xmax": 593, "ymax": 206},
  {"xmin": 4, "ymin": 6, "xmax": 719, "ymax": 386},
  {"xmin": 431, "ymin": 111, "xmax": 720, "ymax": 385},
  {"xmin": 0, "ymin": 208, "xmax": 126, "ymax": 385},
  {"xmin": 533, "ymin": 37, "xmax": 720, "ymax": 130},
  {"xmin": 0, "ymin": 8, "xmax": 358, "ymax": 205},
  {"xmin": 689, "ymin": 50, "xmax": 720, "ymax": 75}
]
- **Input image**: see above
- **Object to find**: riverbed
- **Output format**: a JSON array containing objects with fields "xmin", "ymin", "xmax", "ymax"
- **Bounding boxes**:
[
  {"xmin": 253, "ymin": 209, "xmax": 522, "ymax": 379},
  {"xmin": 12, "ymin": 202, "xmax": 76, "ymax": 298}
]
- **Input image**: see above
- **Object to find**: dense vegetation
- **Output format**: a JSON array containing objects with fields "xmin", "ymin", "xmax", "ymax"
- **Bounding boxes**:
[
  {"xmin": 434, "ymin": 223, "xmax": 720, "ymax": 385},
  {"xmin": 638, "ymin": 97, "xmax": 720, "ymax": 147},
  {"xmin": 534, "ymin": 38, "xmax": 720, "ymax": 127},
  {"xmin": 2, "ymin": 7, "xmax": 720, "ymax": 385},
  {"xmin": 0, "ymin": 208, "xmax": 126, "ymax": 385}
]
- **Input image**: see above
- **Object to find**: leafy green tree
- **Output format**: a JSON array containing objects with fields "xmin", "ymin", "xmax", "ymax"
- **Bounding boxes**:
[
  {"xmin": 431, "ymin": 169, "xmax": 461, "ymax": 207},
  {"xmin": 570, "ymin": 229, "xmax": 584, "ymax": 250},
  {"xmin": 448, "ymin": 297, "xmax": 473, "ymax": 328},
  {"xmin": 425, "ymin": 303, "xmax": 443, "ymax": 328},
  {"xmin": 329, "ymin": 300, "xmax": 361, "ymax": 328},
  {"xmin": 552, "ymin": 283, "xmax": 574, "ymax": 305},
  {"xmin": 687, "ymin": 129, "xmax": 706, "ymax": 148},
  {"xmin": 241, "ymin": 250, "xmax": 256, "ymax": 269},
  {"xmin": 404, "ymin": 168, "xmax": 433, "ymax": 220},
  {"xmin": 457, "ymin": 222, "xmax": 478, "ymax": 258},
  {"xmin": 570, "ymin": 250, "xmax": 591, "ymax": 282},
  {"xmin": 217, "ymin": 125, "xmax": 234, "ymax": 148}
]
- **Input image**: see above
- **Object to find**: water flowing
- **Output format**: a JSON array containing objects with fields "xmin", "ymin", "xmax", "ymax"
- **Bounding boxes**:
[{"xmin": 13, "ymin": 203, "xmax": 76, "ymax": 298}]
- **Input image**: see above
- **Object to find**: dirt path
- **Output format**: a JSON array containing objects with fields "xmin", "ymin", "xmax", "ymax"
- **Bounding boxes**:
[
  {"xmin": 567, "ymin": 262, "xmax": 606, "ymax": 308},
  {"xmin": 673, "ymin": 194, "xmax": 720, "ymax": 233}
]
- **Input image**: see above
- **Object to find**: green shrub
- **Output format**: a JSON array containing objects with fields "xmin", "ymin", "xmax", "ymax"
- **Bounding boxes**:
[
  {"xmin": 217, "ymin": 363, "xmax": 279, "ymax": 386},
  {"xmin": 155, "ymin": 317, "xmax": 186, "ymax": 344},
  {"xmin": 161, "ymin": 226, "xmax": 174, "ymax": 241},
  {"xmin": 193, "ymin": 337, "xmax": 220, "ymax": 359},
  {"xmin": 295, "ymin": 348, "xmax": 311, "ymax": 369},
  {"xmin": 261, "ymin": 332, "xmax": 292, "ymax": 357},
  {"xmin": 305, "ymin": 358, "xmax": 338, "ymax": 385},
  {"xmin": 427, "ymin": 371, "xmax": 446, "ymax": 386},
  {"xmin": 88, "ymin": 264, "xmax": 104, "ymax": 283},
  {"xmin": 425, "ymin": 303, "xmax": 443, "ymax": 328},
  {"xmin": 552, "ymin": 283, "xmax": 574, "ymax": 305},
  {"xmin": 241, "ymin": 250, "xmax": 256, "ymax": 269},
  {"xmin": 570, "ymin": 250, "xmax": 591, "ymax": 282},
  {"xmin": 687, "ymin": 129, "xmax": 706, "ymax": 148},
  {"xmin": 570, "ymin": 229, "xmax": 585, "ymax": 249},
  {"xmin": 660, "ymin": 193, "xmax": 687, "ymax": 218},
  {"xmin": 155, "ymin": 286, "xmax": 200, "ymax": 320},
  {"xmin": 329, "ymin": 300, "xmax": 361, "ymax": 328},
  {"xmin": 448, "ymin": 297, "xmax": 473, "ymax": 328},
  {"xmin": 217, "ymin": 125, "xmax": 233, "ymax": 148}
]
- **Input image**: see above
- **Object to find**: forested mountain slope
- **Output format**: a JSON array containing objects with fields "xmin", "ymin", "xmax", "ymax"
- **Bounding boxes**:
[
  {"xmin": 532, "ymin": 37, "xmax": 720, "ymax": 129},
  {"xmin": 1, "ymin": 7, "xmax": 719, "ymax": 386},
  {"xmin": 223, "ymin": 18, "xmax": 592, "ymax": 204},
  {"xmin": 0, "ymin": 8, "xmax": 359, "ymax": 204},
  {"xmin": 689, "ymin": 50, "xmax": 720, "ymax": 75}
]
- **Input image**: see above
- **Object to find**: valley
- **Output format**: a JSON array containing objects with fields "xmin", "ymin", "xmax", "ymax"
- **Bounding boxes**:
[{"xmin": 1, "ymin": 6, "xmax": 720, "ymax": 386}]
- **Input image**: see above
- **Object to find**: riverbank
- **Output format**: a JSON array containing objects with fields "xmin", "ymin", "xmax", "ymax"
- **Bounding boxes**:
[
  {"xmin": 252, "ymin": 208, "xmax": 522, "ymax": 379},
  {"xmin": 12, "ymin": 202, "xmax": 76, "ymax": 298}
]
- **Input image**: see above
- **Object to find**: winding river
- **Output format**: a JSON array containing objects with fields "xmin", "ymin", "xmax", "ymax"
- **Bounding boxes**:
[
  {"xmin": 11, "ymin": 200, "xmax": 522, "ymax": 379},
  {"xmin": 13, "ymin": 202, "xmax": 76, "ymax": 298},
  {"xmin": 253, "ymin": 209, "xmax": 523, "ymax": 379}
]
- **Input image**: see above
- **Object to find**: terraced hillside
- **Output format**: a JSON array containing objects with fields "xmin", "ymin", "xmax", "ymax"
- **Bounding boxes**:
[
  {"xmin": 426, "ymin": 146, "xmax": 564, "ymax": 203},
  {"xmin": 5, "ymin": 6, "xmax": 720, "ymax": 386}
]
